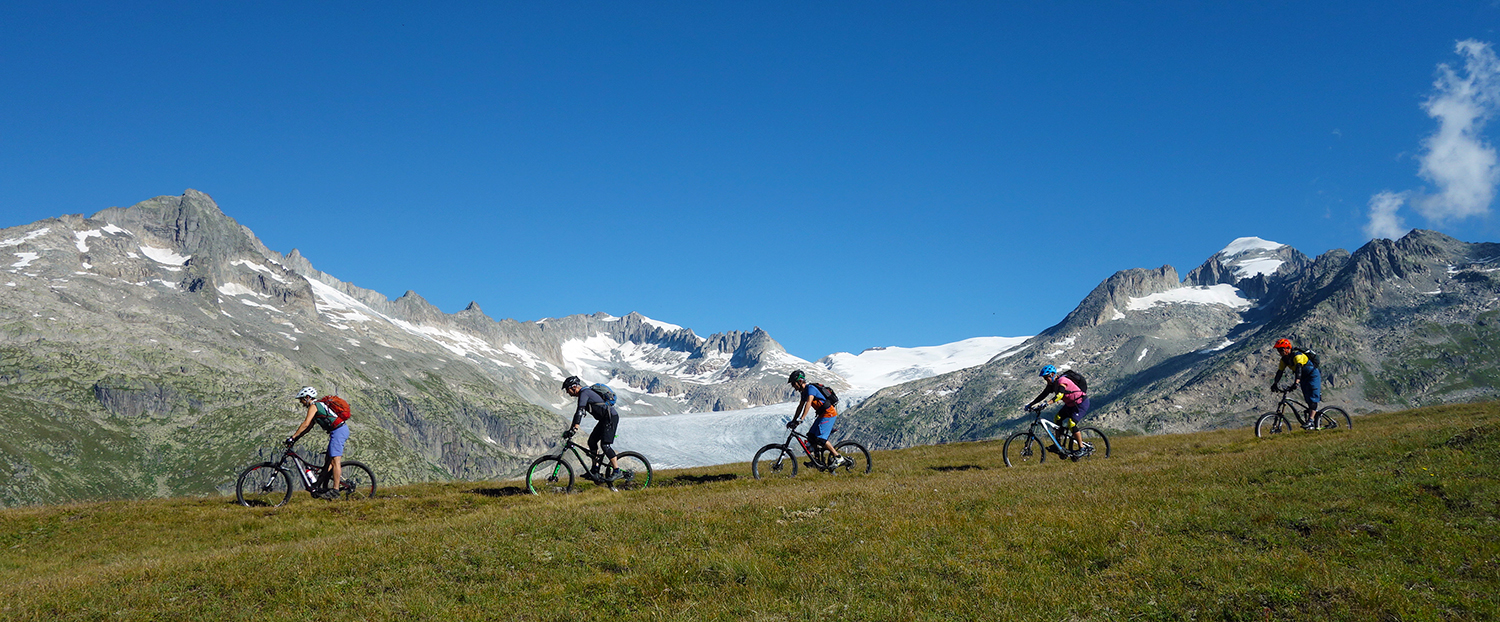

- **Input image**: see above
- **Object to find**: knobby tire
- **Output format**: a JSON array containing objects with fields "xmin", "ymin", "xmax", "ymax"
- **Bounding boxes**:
[
  {"xmin": 752, "ymin": 444, "xmax": 798, "ymax": 480},
  {"xmin": 1255, "ymin": 412, "xmax": 1290, "ymax": 438},
  {"xmin": 1316, "ymin": 406, "xmax": 1352, "ymax": 431},
  {"xmin": 236, "ymin": 463, "xmax": 292, "ymax": 508},
  {"xmin": 1002, "ymin": 432, "xmax": 1045, "ymax": 467},
  {"xmin": 526, "ymin": 456, "xmax": 574, "ymax": 494},
  {"xmin": 833, "ymin": 440, "xmax": 872, "ymax": 475},
  {"xmin": 337, "ymin": 460, "xmax": 377, "ymax": 500},
  {"xmin": 610, "ymin": 451, "xmax": 652, "ymax": 490}
]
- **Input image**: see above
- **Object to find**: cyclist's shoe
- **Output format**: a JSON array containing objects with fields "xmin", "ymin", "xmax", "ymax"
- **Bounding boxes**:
[
  {"xmin": 833, "ymin": 456, "xmax": 853, "ymax": 469},
  {"xmin": 313, "ymin": 488, "xmax": 341, "ymax": 500},
  {"xmin": 604, "ymin": 470, "xmax": 624, "ymax": 483}
]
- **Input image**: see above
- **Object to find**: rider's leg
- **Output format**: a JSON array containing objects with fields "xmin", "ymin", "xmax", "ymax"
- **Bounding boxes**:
[
  {"xmin": 590, "ymin": 415, "xmax": 622, "ymax": 474},
  {"xmin": 322, "ymin": 424, "xmax": 350, "ymax": 490},
  {"xmin": 1303, "ymin": 368, "xmax": 1323, "ymax": 420},
  {"xmin": 813, "ymin": 410, "xmax": 841, "ymax": 458}
]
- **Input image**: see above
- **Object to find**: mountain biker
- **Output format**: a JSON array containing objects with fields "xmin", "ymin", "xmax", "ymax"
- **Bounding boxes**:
[
  {"xmin": 1024, "ymin": 365, "xmax": 1088, "ymax": 457},
  {"xmin": 289, "ymin": 386, "xmax": 349, "ymax": 500},
  {"xmin": 787, "ymin": 370, "xmax": 852, "ymax": 469},
  {"xmin": 1270, "ymin": 338, "xmax": 1322, "ymax": 426},
  {"xmin": 562, "ymin": 376, "xmax": 623, "ymax": 482}
]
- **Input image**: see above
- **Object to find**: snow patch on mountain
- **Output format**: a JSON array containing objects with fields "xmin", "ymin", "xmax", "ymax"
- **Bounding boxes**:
[
  {"xmin": 819, "ymin": 336, "xmax": 1031, "ymax": 393},
  {"xmin": 217, "ymin": 283, "xmax": 268, "ymax": 298},
  {"xmin": 74, "ymin": 230, "xmax": 102, "ymax": 252},
  {"xmin": 140, "ymin": 246, "xmax": 191, "ymax": 265},
  {"xmin": 1127, "ymin": 284, "xmax": 1252, "ymax": 311},
  {"xmin": 1217, "ymin": 237, "xmax": 1288, "ymax": 278},
  {"xmin": 640, "ymin": 316, "xmax": 687, "ymax": 333},
  {"xmin": 10, "ymin": 253, "xmax": 39, "ymax": 269},
  {"xmin": 1, "ymin": 227, "xmax": 51, "ymax": 247}
]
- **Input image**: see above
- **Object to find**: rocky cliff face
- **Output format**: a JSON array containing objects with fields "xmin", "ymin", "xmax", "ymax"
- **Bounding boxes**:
[
  {"xmin": 844, "ymin": 233, "xmax": 1500, "ymax": 449},
  {"xmin": 0, "ymin": 190, "xmax": 834, "ymax": 507}
]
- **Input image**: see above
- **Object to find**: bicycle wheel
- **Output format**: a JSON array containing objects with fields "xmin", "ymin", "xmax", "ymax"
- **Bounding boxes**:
[
  {"xmin": 833, "ymin": 441, "xmax": 872, "ymax": 474},
  {"xmin": 1002, "ymin": 432, "xmax": 1045, "ymax": 467},
  {"xmin": 336, "ymin": 460, "xmax": 377, "ymax": 500},
  {"xmin": 752, "ymin": 444, "xmax": 798, "ymax": 480},
  {"xmin": 1255, "ymin": 413, "xmax": 1291, "ymax": 438},
  {"xmin": 1064, "ymin": 428, "xmax": 1111, "ymax": 460},
  {"xmin": 236, "ymin": 463, "xmax": 292, "ymax": 507},
  {"xmin": 610, "ymin": 452, "xmax": 652, "ymax": 490},
  {"xmin": 1314, "ymin": 407, "xmax": 1352, "ymax": 430},
  {"xmin": 525, "ymin": 456, "xmax": 574, "ymax": 494}
]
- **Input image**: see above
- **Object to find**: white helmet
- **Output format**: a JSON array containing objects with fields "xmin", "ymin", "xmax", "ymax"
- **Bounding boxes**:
[{"xmin": 296, "ymin": 386, "xmax": 318, "ymax": 399}]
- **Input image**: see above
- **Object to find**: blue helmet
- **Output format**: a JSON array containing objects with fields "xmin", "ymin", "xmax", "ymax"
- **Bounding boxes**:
[{"xmin": 1039, "ymin": 365, "xmax": 1058, "ymax": 377}]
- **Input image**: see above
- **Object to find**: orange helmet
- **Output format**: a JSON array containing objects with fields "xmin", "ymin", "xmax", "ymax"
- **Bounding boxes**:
[{"xmin": 1274, "ymin": 338, "xmax": 1292, "ymax": 349}]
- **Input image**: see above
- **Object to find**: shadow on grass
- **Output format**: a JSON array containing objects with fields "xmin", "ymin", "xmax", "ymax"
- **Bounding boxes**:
[
  {"xmin": 657, "ymin": 473, "xmax": 739, "ymax": 487},
  {"xmin": 928, "ymin": 465, "xmax": 986, "ymax": 472},
  {"xmin": 468, "ymin": 486, "xmax": 530, "ymax": 497}
]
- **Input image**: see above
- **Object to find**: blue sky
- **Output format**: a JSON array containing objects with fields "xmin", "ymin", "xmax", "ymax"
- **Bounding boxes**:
[{"xmin": 3, "ymin": 2, "xmax": 1499, "ymax": 361}]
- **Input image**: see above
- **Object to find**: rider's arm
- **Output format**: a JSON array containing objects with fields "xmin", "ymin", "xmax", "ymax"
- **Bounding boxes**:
[
  {"xmin": 791, "ymin": 394, "xmax": 810, "ymax": 423},
  {"xmin": 569, "ymin": 391, "xmax": 593, "ymax": 431},
  {"xmin": 1287, "ymin": 354, "xmax": 1310, "ymax": 386},
  {"xmin": 290, "ymin": 403, "xmax": 318, "ymax": 442},
  {"xmin": 1271, "ymin": 359, "xmax": 1287, "ymax": 388},
  {"xmin": 1026, "ymin": 383, "xmax": 1054, "ymax": 408}
]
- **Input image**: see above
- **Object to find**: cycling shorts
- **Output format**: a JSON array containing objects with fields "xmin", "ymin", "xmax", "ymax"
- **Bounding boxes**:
[
  {"xmin": 1056, "ymin": 397, "xmax": 1090, "ymax": 429},
  {"xmin": 1300, "ymin": 368, "xmax": 1322, "ymax": 404},
  {"xmin": 809, "ymin": 407, "xmax": 837, "ymax": 443},
  {"xmin": 326, "ymin": 423, "xmax": 350, "ymax": 458}
]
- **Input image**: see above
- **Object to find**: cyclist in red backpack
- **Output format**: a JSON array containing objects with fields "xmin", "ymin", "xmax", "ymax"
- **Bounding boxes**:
[
  {"xmin": 787, "ymin": 370, "xmax": 852, "ymax": 469},
  {"xmin": 289, "ymin": 386, "xmax": 351, "ymax": 500}
]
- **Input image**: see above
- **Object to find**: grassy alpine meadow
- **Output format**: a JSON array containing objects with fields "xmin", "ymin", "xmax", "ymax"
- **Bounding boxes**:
[{"xmin": 1, "ymin": 403, "xmax": 1497, "ymax": 621}]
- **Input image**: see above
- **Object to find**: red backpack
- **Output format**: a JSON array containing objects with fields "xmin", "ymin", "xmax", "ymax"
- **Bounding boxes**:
[{"xmin": 316, "ymin": 395, "xmax": 352, "ymax": 429}]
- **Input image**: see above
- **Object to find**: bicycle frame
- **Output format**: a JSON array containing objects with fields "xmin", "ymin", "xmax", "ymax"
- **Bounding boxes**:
[
  {"xmin": 274, "ymin": 447, "xmax": 328, "ymax": 490},
  {"xmin": 779, "ymin": 425, "xmax": 837, "ymax": 465},
  {"xmin": 1273, "ymin": 389, "xmax": 1316, "ymax": 425},
  {"xmin": 1024, "ymin": 408, "xmax": 1071, "ymax": 449},
  {"xmin": 543, "ymin": 438, "xmax": 609, "ymax": 471}
]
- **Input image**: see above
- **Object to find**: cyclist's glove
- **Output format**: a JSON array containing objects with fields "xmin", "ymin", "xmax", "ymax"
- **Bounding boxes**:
[
  {"xmin": 561, "ymin": 429, "xmax": 575, "ymax": 439},
  {"xmin": 283, "ymin": 436, "xmax": 295, "ymax": 447},
  {"xmin": 786, "ymin": 419, "xmax": 798, "ymax": 429}
]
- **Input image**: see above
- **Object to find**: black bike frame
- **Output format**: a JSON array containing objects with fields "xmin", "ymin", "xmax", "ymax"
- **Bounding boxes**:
[
  {"xmin": 545, "ymin": 438, "xmax": 610, "ymax": 472},
  {"xmin": 273, "ymin": 447, "xmax": 328, "ymax": 490},
  {"xmin": 778, "ymin": 426, "xmax": 837, "ymax": 465},
  {"xmin": 1272, "ymin": 388, "xmax": 1317, "ymax": 425}
]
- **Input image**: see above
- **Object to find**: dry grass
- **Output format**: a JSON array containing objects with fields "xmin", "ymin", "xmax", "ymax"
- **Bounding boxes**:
[{"xmin": 2, "ymin": 402, "xmax": 1497, "ymax": 620}]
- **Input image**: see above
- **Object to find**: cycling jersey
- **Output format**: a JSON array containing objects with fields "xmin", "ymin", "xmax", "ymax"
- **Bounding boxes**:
[
  {"xmin": 799, "ymin": 384, "xmax": 835, "ymax": 415},
  {"xmin": 570, "ymin": 387, "xmax": 618, "ymax": 427},
  {"xmin": 311, "ymin": 402, "xmax": 344, "ymax": 432},
  {"xmin": 1029, "ymin": 375, "xmax": 1086, "ymax": 409}
]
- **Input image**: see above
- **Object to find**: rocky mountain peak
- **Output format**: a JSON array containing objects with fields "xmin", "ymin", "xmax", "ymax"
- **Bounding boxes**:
[
  {"xmin": 1049, "ymin": 266, "xmax": 1180, "ymax": 334},
  {"xmin": 1184, "ymin": 238, "xmax": 1309, "ymax": 299}
]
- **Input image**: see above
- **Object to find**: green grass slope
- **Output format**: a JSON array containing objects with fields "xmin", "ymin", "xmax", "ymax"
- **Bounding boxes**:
[{"xmin": 2, "ymin": 404, "xmax": 1497, "ymax": 621}]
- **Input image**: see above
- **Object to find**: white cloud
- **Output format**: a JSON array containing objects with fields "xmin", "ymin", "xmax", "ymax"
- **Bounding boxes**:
[
  {"xmin": 1365, "ymin": 40, "xmax": 1500, "ymax": 239},
  {"xmin": 1365, "ymin": 191, "xmax": 1410, "ymax": 240}
]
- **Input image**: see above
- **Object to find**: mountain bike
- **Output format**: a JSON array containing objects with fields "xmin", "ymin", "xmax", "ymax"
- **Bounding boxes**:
[
  {"xmin": 1254, "ymin": 386, "xmax": 1351, "ymax": 438},
  {"xmin": 1002, "ymin": 405, "xmax": 1111, "ymax": 467},
  {"xmin": 524, "ymin": 435, "xmax": 652, "ymax": 494},
  {"xmin": 751, "ymin": 418, "xmax": 872, "ymax": 479},
  {"xmin": 235, "ymin": 441, "xmax": 377, "ymax": 507}
]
